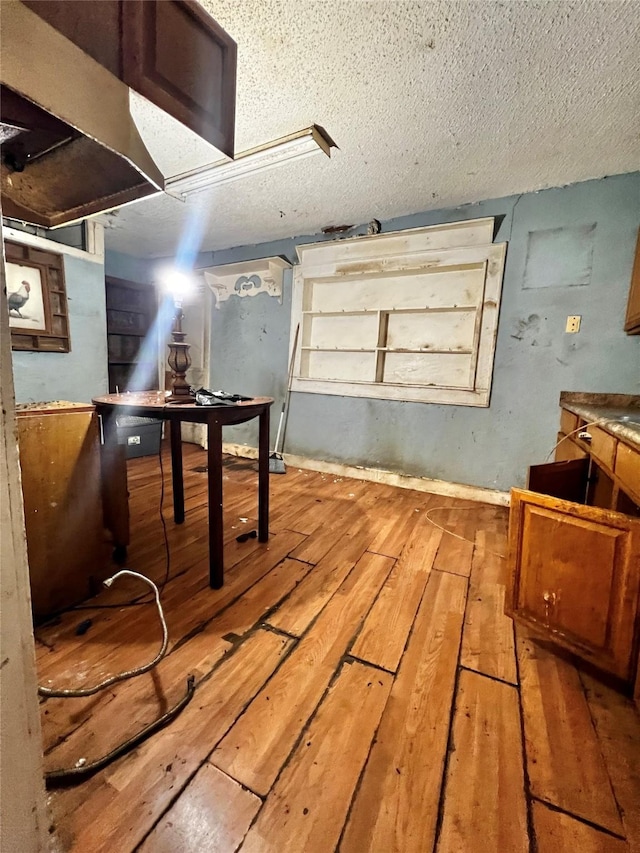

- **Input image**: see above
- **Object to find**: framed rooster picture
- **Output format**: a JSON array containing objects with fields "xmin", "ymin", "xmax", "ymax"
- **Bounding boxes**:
[
  {"xmin": 7, "ymin": 263, "xmax": 47, "ymax": 330},
  {"xmin": 5, "ymin": 240, "xmax": 70, "ymax": 352}
]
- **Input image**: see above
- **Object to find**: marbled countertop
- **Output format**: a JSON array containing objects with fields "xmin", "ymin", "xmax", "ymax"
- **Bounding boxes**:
[
  {"xmin": 16, "ymin": 400, "xmax": 93, "ymax": 414},
  {"xmin": 559, "ymin": 392, "xmax": 640, "ymax": 450}
]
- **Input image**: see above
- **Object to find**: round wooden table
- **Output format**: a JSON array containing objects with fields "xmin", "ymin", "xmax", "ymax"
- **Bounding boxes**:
[{"xmin": 92, "ymin": 391, "xmax": 274, "ymax": 589}]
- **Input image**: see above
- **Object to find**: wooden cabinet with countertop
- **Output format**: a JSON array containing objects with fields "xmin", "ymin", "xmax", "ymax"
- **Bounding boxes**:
[
  {"xmin": 506, "ymin": 392, "xmax": 640, "ymax": 706},
  {"xmin": 16, "ymin": 402, "xmax": 128, "ymax": 620}
]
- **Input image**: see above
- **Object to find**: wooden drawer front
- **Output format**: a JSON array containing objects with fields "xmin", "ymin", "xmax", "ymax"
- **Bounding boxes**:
[
  {"xmin": 555, "ymin": 433, "xmax": 588, "ymax": 463},
  {"xmin": 560, "ymin": 409, "xmax": 579, "ymax": 436},
  {"xmin": 588, "ymin": 426, "xmax": 617, "ymax": 471},
  {"xmin": 615, "ymin": 443, "xmax": 640, "ymax": 502}
]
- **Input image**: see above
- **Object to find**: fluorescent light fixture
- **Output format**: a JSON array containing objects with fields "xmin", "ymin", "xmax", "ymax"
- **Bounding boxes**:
[{"xmin": 166, "ymin": 125, "xmax": 335, "ymax": 198}]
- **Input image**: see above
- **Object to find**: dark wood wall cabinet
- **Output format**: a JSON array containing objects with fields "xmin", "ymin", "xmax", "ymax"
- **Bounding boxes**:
[
  {"xmin": 506, "ymin": 393, "xmax": 640, "ymax": 708},
  {"xmin": 21, "ymin": 0, "xmax": 237, "ymax": 156},
  {"xmin": 106, "ymin": 276, "xmax": 158, "ymax": 394},
  {"xmin": 625, "ymin": 228, "xmax": 640, "ymax": 334}
]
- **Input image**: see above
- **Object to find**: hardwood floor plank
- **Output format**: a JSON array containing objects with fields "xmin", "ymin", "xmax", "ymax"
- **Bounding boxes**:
[
  {"xmin": 42, "ymin": 448, "xmax": 640, "ymax": 853},
  {"xmin": 436, "ymin": 669, "xmax": 528, "ymax": 853},
  {"xmin": 517, "ymin": 631, "xmax": 623, "ymax": 836},
  {"xmin": 532, "ymin": 800, "xmax": 628, "ymax": 852},
  {"xmin": 211, "ymin": 552, "xmax": 394, "ymax": 795},
  {"xmin": 139, "ymin": 762, "xmax": 261, "ymax": 853},
  {"xmin": 432, "ymin": 503, "xmax": 476, "ymax": 577},
  {"xmin": 460, "ymin": 528, "xmax": 517, "ymax": 685},
  {"xmin": 49, "ymin": 629, "xmax": 293, "ymax": 853},
  {"xmin": 268, "ymin": 470, "xmax": 382, "ymax": 537},
  {"xmin": 157, "ymin": 532, "xmax": 307, "ymax": 649},
  {"xmin": 43, "ymin": 541, "xmax": 307, "ymax": 767},
  {"xmin": 350, "ymin": 513, "xmax": 442, "ymax": 671},
  {"xmin": 267, "ymin": 516, "xmax": 388, "ymax": 637},
  {"xmin": 278, "ymin": 477, "xmax": 371, "ymax": 538},
  {"xmin": 269, "ymin": 492, "xmax": 330, "ymax": 535},
  {"xmin": 288, "ymin": 483, "xmax": 384, "ymax": 565},
  {"xmin": 36, "ymin": 514, "xmax": 277, "ymax": 680},
  {"xmin": 341, "ymin": 570, "xmax": 467, "ymax": 853},
  {"xmin": 367, "ymin": 490, "xmax": 428, "ymax": 559},
  {"xmin": 212, "ymin": 557, "xmax": 314, "ymax": 638},
  {"xmin": 581, "ymin": 673, "xmax": 640, "ymax": 852},
  {"xmin": 240, "ymin": 661, "xmax": 393, "ymax": 853}
]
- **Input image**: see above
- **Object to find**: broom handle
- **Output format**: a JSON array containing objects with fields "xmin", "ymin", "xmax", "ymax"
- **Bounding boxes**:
[
  {"xmin": 287, "ymin": 324, "xmax": 300, "ymax": 390},
  {"xmin": 273, "ymin": 406, "xmax": 285, "ymax": 455},
  {"xmin": 276, "ymin": 323, "xmax": 299, "ymax": 454}
]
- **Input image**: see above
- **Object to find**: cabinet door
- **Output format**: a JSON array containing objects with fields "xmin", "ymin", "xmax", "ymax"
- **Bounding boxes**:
[
  {"xmin": 506, "ymin": 488, "xmax": 640, "ymax": 682},
  {"xmin": 23, "ymin": 0, "xmax": 237, "ymax": 156},
  {"xmin": 122, "ymin": 0, "xmax": 237, "ymax": 155},
  {"xmin": 527, "ymin": 458, "xmax": 589, "ymax": 503}
]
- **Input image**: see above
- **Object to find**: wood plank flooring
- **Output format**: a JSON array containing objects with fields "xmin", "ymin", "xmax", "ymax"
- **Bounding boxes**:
[{"xmin": 35, "ymin": 443, "xmax": 640, "ymax": 852}]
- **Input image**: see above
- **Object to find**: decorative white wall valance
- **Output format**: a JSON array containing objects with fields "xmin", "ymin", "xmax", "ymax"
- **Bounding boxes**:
[
  {"xmin": 202, "ymin": 256, "xmax": 291, "ymax": 308},
  {"xmin": 290, "ymin": 218, "xmax": 506, "ymax": 407}
]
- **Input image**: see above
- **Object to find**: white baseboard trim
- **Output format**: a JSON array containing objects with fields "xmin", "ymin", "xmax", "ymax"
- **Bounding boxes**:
[{"xmin": 222, "ymin": 442, "xmax": 510, "ymax": 507}]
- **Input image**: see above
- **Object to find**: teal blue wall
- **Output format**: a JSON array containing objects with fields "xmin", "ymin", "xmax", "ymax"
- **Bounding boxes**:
[
  {"xmin": 198, "ymin": 172, "xmax": 639, "ymax": 492},
  {"xmin": 104, "ymin": 250, "xmax": 154, "ymax": 285},
  {"xmin": 12, "ymin": 254, "xmax": 108, "ymax": 404},
  {"xmin": 11, "ymin": 250, "xmax": 153, "ymax": 404}
]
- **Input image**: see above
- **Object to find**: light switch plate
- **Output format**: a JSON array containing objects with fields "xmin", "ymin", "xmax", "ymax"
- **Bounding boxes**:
[{"xmin": 566, "ymin": 315, "xmax": 581, "ymax": 333}]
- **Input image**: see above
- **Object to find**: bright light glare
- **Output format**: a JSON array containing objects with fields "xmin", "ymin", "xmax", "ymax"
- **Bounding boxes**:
[{"xmin": 158, "ymin": 267, "xmax": 195, "ymax": 301}]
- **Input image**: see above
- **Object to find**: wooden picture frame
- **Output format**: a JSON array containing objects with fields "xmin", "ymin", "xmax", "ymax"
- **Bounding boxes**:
[{"xmin": 5, "ymin": 240, "xmax": 70, "ymax": 352}]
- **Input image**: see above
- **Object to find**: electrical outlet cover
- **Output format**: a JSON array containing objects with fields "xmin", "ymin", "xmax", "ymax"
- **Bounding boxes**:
[{"xmin": 565, "ymin": 315, "xmax": 581, "ymax": 333}]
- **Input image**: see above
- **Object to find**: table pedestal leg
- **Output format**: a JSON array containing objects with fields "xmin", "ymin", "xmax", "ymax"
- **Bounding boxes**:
[
  {"xmin": 170, "ymin": 420, "xmax": 184, "ymax": 524},
  {"xmin": 258, "ymin": 407, "xmax": 270, "ymax": 542},
  {"xmin": 207, "ymin": 419, "xmax": 224, "ymax": 589},
  {"xmin": 97, "ymin": 408, "xmax": 130, "ymax": 558}
]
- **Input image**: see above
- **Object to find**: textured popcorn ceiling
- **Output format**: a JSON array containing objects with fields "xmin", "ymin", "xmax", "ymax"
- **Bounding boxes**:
[{"xmin": 101, "ymin": 0, "xmax": 640, "ymax": 258}]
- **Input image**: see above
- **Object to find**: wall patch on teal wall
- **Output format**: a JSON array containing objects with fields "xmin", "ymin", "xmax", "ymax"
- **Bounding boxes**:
[{"xmin": 523, "ymin": 223, "xmax": 596, "ymax": 289}]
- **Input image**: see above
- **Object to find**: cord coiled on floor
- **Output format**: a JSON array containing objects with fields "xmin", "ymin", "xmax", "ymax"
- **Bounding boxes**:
[{"xmin": 37, "ymin": 570, "xmax": 168, "ymax": 699}]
